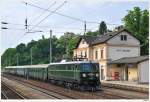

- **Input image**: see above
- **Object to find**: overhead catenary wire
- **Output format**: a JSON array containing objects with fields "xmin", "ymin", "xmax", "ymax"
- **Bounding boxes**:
[
  {"xmin": 2, "ymin": 1, "xmax": 120, "ymax": 49},
  {"xmin": 24, "ymin": 2, "xmax": 120, "ymax": 25},
  {"xmin": 29, "ymin": 1, "xmax": 57, "ymax": 25},
  {"xmin": 25, "ymin": 0, "xmax": 67, "ymax": 32},
  {"xmin": 9, "ymin": 1, "xmax": 67, "ymax": 48},
  {"xmin": 1, "ymin": 22, "xmax": 97, "ymax": 30},
  {"xmin": 1, "ymin": 27, "xmax": 86, "ymax": 34}
]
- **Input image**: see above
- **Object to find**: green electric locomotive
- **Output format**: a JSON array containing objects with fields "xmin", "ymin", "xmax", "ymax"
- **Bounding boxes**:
[
  {"xmin": 48, "ymin": 61, "xmax": 100, "ymax": 90},
  {"xmin": 4, "ymin": 61, "xmax": 100, "ymax": 91}
]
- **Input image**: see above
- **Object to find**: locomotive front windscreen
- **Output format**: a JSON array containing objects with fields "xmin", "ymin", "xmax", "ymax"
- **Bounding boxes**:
[{"xmin": 81, "ymin": 63, "xmax": 99, "ymax": 72}]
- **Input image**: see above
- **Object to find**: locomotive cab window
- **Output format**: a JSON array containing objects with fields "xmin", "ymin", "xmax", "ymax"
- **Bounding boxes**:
[
  {"xmin": 81, "ymin": 63, "xmax": 99, "ymax": 72},
  {"xmin": 92, "ymin": 63, "xmax": 99, "ymax": 71},
  {"xmin": 81, "ymin": 63, "xmax": 91, "ymax": 72}
]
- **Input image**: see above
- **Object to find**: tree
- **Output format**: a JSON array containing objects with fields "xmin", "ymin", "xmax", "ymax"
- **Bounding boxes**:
[
  {"xmin": 57, "ymin": 32, "xmax": 80, "ymax": 60},
  {"xmin": 99, "ymin": 21, "xmax": 107, "ymax": 35},
  {"xmin": 123, "ymin": 7, "xmax": 149, "ymax": 55},
  {"xmin": 16, "ymin": 43, "xmax": 26, "ymax": 53},
  {"xmin": 1, "ymin": 48, "xmax": 17, "ymax": 67},
  {"xmin": 86, "ymin": 31, "xmax": 99, "ymax": 36}
]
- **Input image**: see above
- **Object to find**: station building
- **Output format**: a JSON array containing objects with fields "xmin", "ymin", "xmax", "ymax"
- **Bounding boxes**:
[
  {"xmin": 108, "ymin": 55, "xmax": 149, "ymax": 83},
  {"xmin": 73, "ymin": 28, "xmax": 149, "ymax": 83}
]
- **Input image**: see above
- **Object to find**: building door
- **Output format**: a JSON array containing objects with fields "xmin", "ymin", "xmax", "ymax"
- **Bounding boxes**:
[
  {"xmin": 125, "ymin": 67, "xmax": 128, "ymax": 81},
  {"xmin": 101, "ymin": 69, "xmax": 104, "ymax": 80}
]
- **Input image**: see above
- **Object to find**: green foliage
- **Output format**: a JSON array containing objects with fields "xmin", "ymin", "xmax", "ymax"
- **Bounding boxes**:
[
  {"xmin": 1, "ymin": 33, "xmax": 79, "ymax": 67},
  {"xmin": 86, "ymin": 31, "xmax": 99, "ymax": 36},
  {"xmin": 123, "ymin": 7, "xmax": 149, "ymax": 55},
  {"xmin": 1, "ymin": 48, "xmax": 17, "ymax": 66},
  {"xmin": 99, "ymin": 21, "xmax": 107, "ymax": 35}
]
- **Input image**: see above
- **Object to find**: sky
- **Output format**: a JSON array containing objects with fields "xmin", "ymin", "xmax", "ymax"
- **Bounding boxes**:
[{"xmin": 0, "ymin": 0, "xmax": 149, "ymax": 55}]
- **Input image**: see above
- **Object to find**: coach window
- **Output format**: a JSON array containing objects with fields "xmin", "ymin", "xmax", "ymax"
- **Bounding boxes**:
[{"xmin": 75, "ymin": 64, "xmax": 79, "ymax": 71}]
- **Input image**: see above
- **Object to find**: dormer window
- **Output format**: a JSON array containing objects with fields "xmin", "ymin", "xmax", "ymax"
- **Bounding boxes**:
[{"xmin": 121, "ymin": 35, "xmax": 127, "ymax": 41}]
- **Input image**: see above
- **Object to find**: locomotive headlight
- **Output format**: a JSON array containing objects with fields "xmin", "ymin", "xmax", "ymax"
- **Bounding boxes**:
[
  {"xmin": 82, "ymin": 73, "xmax": 86, "ymax": 77},
  {"xmin": 96, "ymin": 73, "xmax": 99, "ymax": 77}
]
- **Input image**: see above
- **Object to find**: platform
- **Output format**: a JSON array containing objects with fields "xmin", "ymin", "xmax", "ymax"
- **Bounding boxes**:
[{"xmin": 101, "ymin": 81, "xmax": 149, "ymax": 93}]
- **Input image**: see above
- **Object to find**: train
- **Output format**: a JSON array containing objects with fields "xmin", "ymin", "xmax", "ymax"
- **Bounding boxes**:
[{"xmin": 4, "ymin": 61, "xmax": 101, "ymax": 91}]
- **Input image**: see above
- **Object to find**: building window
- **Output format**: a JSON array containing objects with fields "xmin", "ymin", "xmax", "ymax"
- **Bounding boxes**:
[
  {"xmin": 85, "ymin": 51, "xmax": 87, "ymax": 58},
  {"xmin": 121, "ymin": 35, "xmax": 127, "ymax": 41},
  {"xmin": 81, "ymin": 51, "xmax": 82, "ymax": 58},
  {"xmin": 95, "ymin": 50, "xmax": 98, "ymax": 59},
  {"xmin": 101, "ymin": 50, "xmax": 103, "ymax": 59},
  {"xmin": 124, "ymin": 35, "xmax": 127, "ymax": 41},
  {"xmin": 82, "ymin": 40, "xmax": 85, "ymax": 44},
  {"xmin": 121, "ymin": 35, "xmax": 124, "ymax": 41}
]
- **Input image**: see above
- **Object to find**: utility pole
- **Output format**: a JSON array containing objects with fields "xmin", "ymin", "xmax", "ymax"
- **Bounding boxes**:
[
  {"xmin": 17, "ymin": 53, "xmax": 19, "ymax": 66},
  {"xmin": 30, "ymin": 48, "xmax": 32, "ymax": 65},
  {"xmin": 49, "ymin": 30, "xmax": 52, "ymax": 63},
  {"xmin": 25, "ymin": 1, "xmax": 28, "ymax": 30},
  {"xmin": 84, "ymin": 21, "xmax": 86, "ymax": 36}
]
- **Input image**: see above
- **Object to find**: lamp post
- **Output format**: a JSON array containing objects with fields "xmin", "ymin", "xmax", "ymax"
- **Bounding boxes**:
[{"xmin": 16, "ymin": 53, "xmax": 19, "ymax": 66}]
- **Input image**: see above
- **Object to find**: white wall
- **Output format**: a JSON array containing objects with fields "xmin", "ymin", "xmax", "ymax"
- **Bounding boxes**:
[
  {"xmin": 107, "ymin": 31, "xmax": 140, "ymax": 45},
  {"xmin": 138, "ymin": 60, "xmax": 149, "ymax": 83},
  {"xmin": 108, "ymin": 46, "xmax": 140, "ymax": 61}
]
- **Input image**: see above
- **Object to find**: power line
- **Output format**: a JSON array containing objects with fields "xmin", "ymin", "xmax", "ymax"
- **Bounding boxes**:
[
  {"xmin": 25, "ymin": 1, "xmax": 67, "ymax": 31},
  {"xmin": 1, "ymin": 27, "xmax": 87, "ymax": 34},
  {"xmin": 29, "ymin": 1, "xmax": 57, "ymax": 25},
  {"xmin": 25, "ymin": 2, "xmax": 120, "ymax": 25},
  {"xmin": 25, "ymin": 1, "xmax": 84, "ymax": 22},
  {"xmin": 1, "ymin": 22, "xmax": 96, "ymax": 30},
  {"xmin": 8, "ymin": 1, "xmax": 67, "ymax": 48}
]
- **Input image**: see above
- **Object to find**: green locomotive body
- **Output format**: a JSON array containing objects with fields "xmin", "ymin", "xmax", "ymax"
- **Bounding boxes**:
[{"xmin": 48, "ymin": 61, "xmax": 100, "ymax": 90}]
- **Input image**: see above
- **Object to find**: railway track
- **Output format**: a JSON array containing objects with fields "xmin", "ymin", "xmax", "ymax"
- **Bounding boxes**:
[
  {"xmin": 1, "ymin": 82, "xmax": 26, "ymax": 99},
  {"xmin": 2, "ymin": 75, "xmax": 76, "ymax": 99},
  {"xmin": 2, "ymin": 74, "xmax": 100, "ymax": 99},
  {"xmin": 2, "ymin": 74, "xmax": 149, "ymax": 99},
  {"xmin": 11, "ymin": 79, "xmax": 75, "ymax": 99}
]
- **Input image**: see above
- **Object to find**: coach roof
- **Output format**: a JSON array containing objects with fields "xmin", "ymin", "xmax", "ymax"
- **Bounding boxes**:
[
  {"xmin": 5, "ymin": 61, "xmax": 99, "ymax": 68},
  {"xmin": 5, "ymin": 64, "xmax": 49, "ymax": 69}
]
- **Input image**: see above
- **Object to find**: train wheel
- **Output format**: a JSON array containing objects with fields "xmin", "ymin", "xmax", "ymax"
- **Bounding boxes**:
[
  {"xmin": 80, "ymin": 86, "xmax": 85, "ymax": 91},
  {"xmin": 91, "ymin": 87, "xmax": 96, "ymax": 92}
]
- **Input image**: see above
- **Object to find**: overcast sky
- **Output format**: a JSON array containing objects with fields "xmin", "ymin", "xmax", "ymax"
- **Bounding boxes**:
[{"xmin": 0, "ymin": 0, "xmax": 148, "ymax": 55}]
